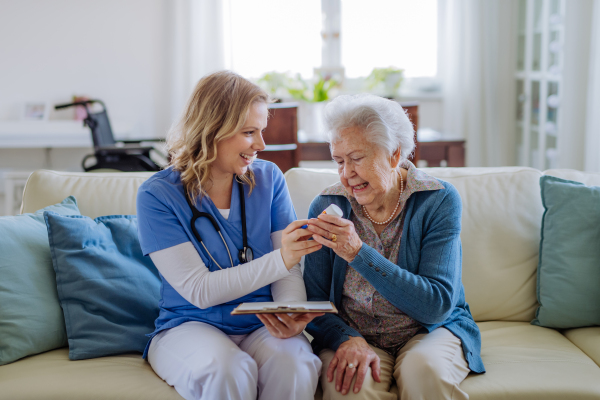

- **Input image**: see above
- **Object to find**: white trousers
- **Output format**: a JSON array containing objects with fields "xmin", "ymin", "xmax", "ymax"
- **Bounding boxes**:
[
  {"xmin": 319, "ymin": 327, "xmax": 470, "ymax": 400},
  {"xmin": 147, "ymin": 321, "xmax": 322, "ymax": 400}
]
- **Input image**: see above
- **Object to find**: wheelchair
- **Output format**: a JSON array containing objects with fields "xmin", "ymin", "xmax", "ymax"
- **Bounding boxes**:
[{"xmin": 54, "ymin": 100, "xmax": 166, "ymax": 172}]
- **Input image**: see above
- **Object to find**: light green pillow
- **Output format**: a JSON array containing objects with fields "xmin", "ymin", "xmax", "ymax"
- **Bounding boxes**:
[
  {"xmin": 0, "ymin": 196, "xmax": 80, "ymax": 365},
  {"xmin": 532, "ymin": 176, "xmax": 600, "ymax": 328}
]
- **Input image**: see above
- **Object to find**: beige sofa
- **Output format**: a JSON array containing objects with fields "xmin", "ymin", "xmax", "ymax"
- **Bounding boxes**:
[{"xmin": 1, "ymin": 167, "xmax": 599, "ymax": 399}]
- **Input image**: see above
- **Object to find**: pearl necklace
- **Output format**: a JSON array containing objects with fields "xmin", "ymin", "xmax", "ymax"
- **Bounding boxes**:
[{"xmin": 362, "ymin": 170, "xmax": 404, "ymax": 225}]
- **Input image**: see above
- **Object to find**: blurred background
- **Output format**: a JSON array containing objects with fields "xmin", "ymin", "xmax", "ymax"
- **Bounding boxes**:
[{"xmin": 0, "ymin": 0, "xmax": 599, "ymax": 214}]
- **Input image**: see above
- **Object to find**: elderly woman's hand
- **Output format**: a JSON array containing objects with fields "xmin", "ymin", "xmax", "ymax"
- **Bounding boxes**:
[
  {"xmin": 328, "ymin": 336, "xmax": 381, "ymax": 395},
  {"xmin": 307, "ymin": 213, "xmax": 362, "ymax": 263}
]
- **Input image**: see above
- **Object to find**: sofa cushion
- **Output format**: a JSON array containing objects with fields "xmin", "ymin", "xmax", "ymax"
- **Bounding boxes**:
[
  {"xmin": 460, "ymin": 321, "xmax": 600, "ymax": 399},
  {"xmin": 533, "ymin": 176, "xmax": 600, "ymax": 328},
  {"xmin": 286, "ymin": 167, "xmax": 544, "ymax": 322},
  {"xmin": 45, "ymin": 213, "xmax": 161, "ymax": 360},
  {"xmin": 21, "ymin": 170, "xmax": 154, "ymax": 218},
  {"xmin": 563, "ymin": 327, "xmax": 600, "ymax": 367},
  {"xmin": 0, "ymin": 348, "xmax": 182, "ymax": 399},
  {"xmin": 0, "ymin": 196, "xmax": 80, "ymax": 366}
]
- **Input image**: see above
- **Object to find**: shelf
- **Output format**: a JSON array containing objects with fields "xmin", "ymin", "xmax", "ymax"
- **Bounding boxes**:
[{"xmin": 0, "ymin": 120, "xmax": 135, "ymax": 148}]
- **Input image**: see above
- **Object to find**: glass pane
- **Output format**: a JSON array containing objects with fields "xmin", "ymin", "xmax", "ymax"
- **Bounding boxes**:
[
  {"xmin": 548, "ymin": 31, "xmax": 559, "ymax": 73},
  {"xmin": 531, "ymin": 80, "xmax": 540, "ymax": 126},
  {"xmin": 517, "ymin": 123, "xmax": 525, "ymax": 165},
  {"xmin": 530, "ymin": 127, "xmax": 539, "ymax": 169},
  {"xmin": 341, "ymin": 0, "xmax": 437, "ymax": 78},
  {"xmin": 549, "ymin": 0, "xmax": 560, "ymax": 18},
  {"xmin": 545, "ymin": 135, "xmax": 557, "ymax": 169},
  {"xmin": 534, "ymin": 0, "xmax": 543, "ymax": 31},
  {"xmin": 517, "ymin": 35, "xmax": 526, "ymax": 70},
  {"xmin": 546, "ymin": 81, "xmax": 559, "ymax": 134},
  {"xmin": 532, "ymin": 33, "xmax": 542, "ymax": 71},
  {"xmin": 516, "ymin": 80, "xmax": 525, "ymax": 121},
  {"xmin": 518, "ymin": 0, "xmax": 527, "ymax": 33},
  {"xmin": 229, "ymin": 0, "xmax": 321, "ymax": 78}
]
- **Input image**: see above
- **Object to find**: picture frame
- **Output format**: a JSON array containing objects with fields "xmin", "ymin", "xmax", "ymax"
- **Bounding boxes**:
[{"xmin": 21, "ymin": 102, "xmax": 50, "ymax": 121}]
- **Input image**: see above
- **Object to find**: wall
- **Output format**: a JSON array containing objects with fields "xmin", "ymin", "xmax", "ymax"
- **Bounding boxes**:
[
  {"xmin": 0, "ymin": 0, "xmax": 171, "ymax": 135},
  {"xmin": 0, "ymin": 0, "xmax": 173, "ymax": 213}
]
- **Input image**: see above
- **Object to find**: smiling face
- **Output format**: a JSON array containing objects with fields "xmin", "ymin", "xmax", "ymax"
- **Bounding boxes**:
[
  {"xmin": 211, "ymin": 101, "xmax": 268, "ymax": 180},
  {"xmin": 331, "ymin": 127, "xmax": 401, "ymax": 208}
]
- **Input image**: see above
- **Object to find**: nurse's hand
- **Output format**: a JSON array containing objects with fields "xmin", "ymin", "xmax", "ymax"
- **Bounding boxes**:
[
  {"xmin": 280, "ymin": 219, "xmax": 322, "ymax": 270},
  {"xmin": 256, "ymin": 312, "xmax": 325, "ymax": 339},
  {"xmin": 306, "ymin": 214, "xmax": 362, "ymax": 263}
]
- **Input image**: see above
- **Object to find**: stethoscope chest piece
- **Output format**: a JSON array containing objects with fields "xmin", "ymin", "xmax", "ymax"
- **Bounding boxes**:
[{"xmin": 239, "ymin": 247, "xmax": 253, "ymax": 263}]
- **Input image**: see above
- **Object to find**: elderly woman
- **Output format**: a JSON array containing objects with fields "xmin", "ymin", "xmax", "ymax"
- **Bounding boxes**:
[{"xmin": 304, "ymin": 94, "xmax": 485, "ymax": 400}]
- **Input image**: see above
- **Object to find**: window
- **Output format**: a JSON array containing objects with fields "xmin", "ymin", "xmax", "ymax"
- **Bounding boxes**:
[
  {"xmin": 341, "ymin": 0, "xmax": 437, "ymax": 78},
  {"xmin": 227, "ymin": 0, "xmax": 438, "ymax": 83},
  {"xmin": 228, "ymin": 0, "xmax": 321, "ymax": 79}
]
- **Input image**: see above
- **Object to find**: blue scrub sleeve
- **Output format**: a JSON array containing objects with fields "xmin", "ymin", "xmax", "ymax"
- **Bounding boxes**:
[
  {"xmin": 269, "ymin": 165, "xmax": 297, "ymax": 233},
  {"xmin": 136, "ymin": 183, "xmax": 191, "ymax": 256}
]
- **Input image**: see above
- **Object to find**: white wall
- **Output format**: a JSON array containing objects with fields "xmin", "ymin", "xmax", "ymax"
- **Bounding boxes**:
[
  {"xmin": 0, "ymin": 0, "xmax": 175, "ymax": 214},
  {"xmin": 0, "ymin": 0, "xmax": 172, "ymax": 136}
]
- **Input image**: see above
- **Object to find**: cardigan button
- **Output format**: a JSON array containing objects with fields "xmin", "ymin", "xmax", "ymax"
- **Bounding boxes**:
[
  {"xmin": 382, "ymin": 272, "xmax": 387, "ymax": 277},
  {"xmin": 369, "ymin": 262, "xmax": 373, "ymax": 267},
  {"xmin": 375, "ymin": 267, "xmax": 380, "ymax": 272}
]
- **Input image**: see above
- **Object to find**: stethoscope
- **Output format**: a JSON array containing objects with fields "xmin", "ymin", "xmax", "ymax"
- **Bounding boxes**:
[{"xmin": 184, "ymin": 179, "xmax": 253, "ymax": 270}]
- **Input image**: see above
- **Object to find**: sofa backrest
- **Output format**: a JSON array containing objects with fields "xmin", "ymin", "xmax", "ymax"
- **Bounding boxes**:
[
  {"xmin": 21, "ymin": 170, "xmax": 154, "ymax": 218},
  {"xmin": 286, "ymin": 167, "xmax": 546, "ymax": 323},
  {"xmin": 21, "ymin": 167, "xmax": 600, "ymax": 324}
]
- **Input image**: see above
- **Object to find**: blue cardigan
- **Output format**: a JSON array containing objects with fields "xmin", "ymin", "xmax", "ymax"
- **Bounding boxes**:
[{"xmin": 304, "ymin": 179, "xmax": 485, "ymax": 373}]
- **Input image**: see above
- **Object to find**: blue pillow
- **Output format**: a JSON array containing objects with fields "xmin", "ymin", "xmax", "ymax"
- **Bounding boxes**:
[
  {"xmin": 44, "ymin": 213, "xmax": 161, "ymax": 360},
  {"xmin": 532, "ymin": 176, "xmax": 600, "ymax": 328},
  {"xmin": 0, "ymin": 196, "xmax": 80, "ymax": 365}
]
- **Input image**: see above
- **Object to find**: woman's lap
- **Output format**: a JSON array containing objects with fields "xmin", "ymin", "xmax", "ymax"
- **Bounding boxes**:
[
  {"xmin": 148, "ymin": 321, "xmax": 320, "ymax": 400},
  {"xmin": 319, "ymin": 327, "xmax": 470, "ymax": 400}
]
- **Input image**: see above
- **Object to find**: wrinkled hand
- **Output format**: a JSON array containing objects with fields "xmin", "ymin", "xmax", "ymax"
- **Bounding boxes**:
[
  {"xmin": 328, "ymin": 336, "xmax": 381, "ymax": 395},
  {"xmin": 256, "ymin": 313, "xmax": 325, "ymax": 339},
  {"xmin": 307, "ymin": 214, "xmax": 362, "ymax": 263},
  {"xmin": 281, "ymin": 220, "xmax": 322, "ymax": 270}
]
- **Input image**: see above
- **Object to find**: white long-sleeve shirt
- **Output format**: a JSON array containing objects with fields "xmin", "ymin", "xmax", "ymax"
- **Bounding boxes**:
[{"xmin": 149, "ymin": 209, "xmax": 306, "ymax": 310}]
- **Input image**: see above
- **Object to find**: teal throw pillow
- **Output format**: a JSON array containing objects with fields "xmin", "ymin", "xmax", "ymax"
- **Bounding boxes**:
[
  {"xmin": 44, "ymin": 213, "xmax": 161, "ymax": 360},
  {"xmin": 0, "ymin": 196, "xmax": 80, "ymax": 365},
  {"xmin": 533, "ymin": 176, "xmax": 600, "ymax": 328}
]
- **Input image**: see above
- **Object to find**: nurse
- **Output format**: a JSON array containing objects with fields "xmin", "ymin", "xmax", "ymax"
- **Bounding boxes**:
[{"xmin": 136, "ymin": 71, "xmax": 323, "ymax": 400}]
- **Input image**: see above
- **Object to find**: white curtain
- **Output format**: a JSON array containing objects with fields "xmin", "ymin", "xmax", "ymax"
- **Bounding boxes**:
[
  {"xmin": 167, "ymin": 0, "xmax": 228, "ymax": 125},
  {"xmin": 584, "ymin": 0, "xmax": 600, "ymax": 172},
  {"xmin": 439, "ymin": 0, "xmax": 517, "ymax": 167}
]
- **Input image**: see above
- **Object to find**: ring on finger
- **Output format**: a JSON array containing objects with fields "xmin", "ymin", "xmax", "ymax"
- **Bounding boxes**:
[
  {"xmin": 331, "ymin": 233, "xmax": 337, "ymax": 242},
  {"xmin": 347, "ymin": 363, "xmax": 355, "ymax": 369}
]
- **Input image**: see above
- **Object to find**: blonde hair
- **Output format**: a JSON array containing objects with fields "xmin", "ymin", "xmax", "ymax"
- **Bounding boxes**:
[{"xmin": 167, "ymin": 71, "xmax": 271, "ymax": 203}]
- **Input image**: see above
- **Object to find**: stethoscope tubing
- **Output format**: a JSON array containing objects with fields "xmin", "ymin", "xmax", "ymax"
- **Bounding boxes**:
[{"xmin": 185, "ymin": 178, "xmax": 252, "ymax": 270}]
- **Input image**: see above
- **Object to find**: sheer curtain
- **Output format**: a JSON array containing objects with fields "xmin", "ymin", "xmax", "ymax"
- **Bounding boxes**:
[
  {"xmin": 439, "ymin": 0, "xmax": 517, "ymax": 167},
  {"xmin": 167, "ymin": 0, "xmax": 227, "ymax": 124}
]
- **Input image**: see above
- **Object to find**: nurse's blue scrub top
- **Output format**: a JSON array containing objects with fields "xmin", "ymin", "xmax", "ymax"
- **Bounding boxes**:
[{"xmin": 136, "ymin": 160, "xmax": 296, "ymax": 357}]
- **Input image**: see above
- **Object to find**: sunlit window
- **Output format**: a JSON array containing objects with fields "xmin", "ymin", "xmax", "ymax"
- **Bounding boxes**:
[
  {"xmin": 228, "ymin": 0, "xmax": 321, "ymax": 79},
  {"xmin": 341, "ymin": 0, "xmax": 437, "ymax": 78},
  {"xmin": 227, "ymin": 0, "xmax": 438, "ymax": 80}
]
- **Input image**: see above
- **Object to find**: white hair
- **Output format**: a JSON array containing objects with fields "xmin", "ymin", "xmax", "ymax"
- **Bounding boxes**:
[{"xmin": 323, "ymin": 94, "xmax": 415, "ymax": 161}]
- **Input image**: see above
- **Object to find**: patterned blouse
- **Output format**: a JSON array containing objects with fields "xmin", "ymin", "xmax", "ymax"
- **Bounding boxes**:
[{"xmin": 320, "ymin": 161, "xmax": 445, "ymax": 355}]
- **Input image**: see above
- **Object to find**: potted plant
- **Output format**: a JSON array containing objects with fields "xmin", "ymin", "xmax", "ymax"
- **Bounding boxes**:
[
  {"xmin": 286, "ymin": 73, "xmax": 338, "ymax": 142},
  {"xmin": 365, "ymin": 67, "xmax": 404, "ymax": 98}
]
